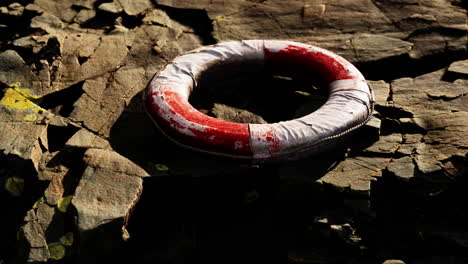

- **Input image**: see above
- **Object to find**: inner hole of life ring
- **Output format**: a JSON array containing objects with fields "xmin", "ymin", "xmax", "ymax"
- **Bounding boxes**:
[{"xmin": 189, "ymin": 58, "xmax": 329, "ymax": 124}]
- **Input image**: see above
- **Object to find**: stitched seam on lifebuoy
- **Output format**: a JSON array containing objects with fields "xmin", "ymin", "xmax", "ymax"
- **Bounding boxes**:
[{"xmin": 270, "ymin": 102, "xmax": 374, "ymax": 159}]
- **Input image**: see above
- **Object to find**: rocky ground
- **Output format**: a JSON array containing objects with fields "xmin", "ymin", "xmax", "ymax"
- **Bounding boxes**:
[{"xmin": 0, "ymin": 0, "xmax": 467, "ymax": 263}]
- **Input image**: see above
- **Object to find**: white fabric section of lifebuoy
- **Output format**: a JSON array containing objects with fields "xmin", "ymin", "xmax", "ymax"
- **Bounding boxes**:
[
  {"xmin": 148, "ymin": 40, "xmax": 265, "ymax": 98},
  {"xmin": 258, "ymin": 90, "xmax": 371, "ymax": 157},
  {"xmin": 249, "ymin": 124, "xmax": 279, "ymax": 159}
]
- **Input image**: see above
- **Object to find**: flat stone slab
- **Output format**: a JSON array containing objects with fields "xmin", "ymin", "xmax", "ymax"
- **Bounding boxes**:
[{"xmin": 72, "ymin": 148, "xmax": 148, "ymax": 235}]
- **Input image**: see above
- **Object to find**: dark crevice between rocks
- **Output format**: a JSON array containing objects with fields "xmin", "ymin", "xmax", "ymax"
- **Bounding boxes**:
[
  {"xmin": 119, "ymin": 166, "xmax": 374, "ymax": 264},
  {"xmin": 46, "ymin": 124, "xmax": 80, "ymax": 152},
  {"xmin": 379, "ymin": 118, "xmax": 401, "ymax": 135},
  {"xmin": 78, "ymin": 0, "xmax": 114, "ymax": 27},
  {"xmin": 12, "ymin": 35, "xmax": 62, "ymax": 69},
  {"xmin": 38, "ymin": 81, "xmax": 85, "ymax": 117},
  {"xmin": 77, "ymin": 218, "xmax": 131, "ymax": 263},
  {"xmin": 39, "ymin": 36, "xmax": 62, "ymax": 65},
  {"xmin": 0, "ymin": 0, "xmax": 33, "ymax": 6},
  {"xmin": 79, "ymin": 9, "xmax": 117, "ymax": 29},
  {"xmin": 45, "ymin": 148, "xmax": 87, "ymax": 196},
  {"xmin": 374, "ymin": 105, "xmax": 413, "ymax": 119},
  {"xmin": 79, "ymin": 0, "xmax": 147, "ymax": 31},
  {"xmin": 442, "ymin": 69, "xmax": 468, "ymax": 82},
  {"xmin": 154, "ymin": 4, "xmax": 217, "ymax": 45},
  {"xmin": 96, "ymin": 169, "xmax": 280, "ymax": 263},
  {"xmin": 367, "ymin": 138, "xmax": 468, "ymax": 259},
  {"xmin": 359, "ymin": 50, "xmax": 468, "ymax": 82},
  {"xmin": 78, "ymin": 56, "xmax": 89, "ymax": 65},
  {"xmin": 369, "ymin": 175, "xmax": 425, "ymax": 261},
  {"xmin": 35, "ymin": 147, "xmax": 87, "ymax": 262},
  {"xmin": 0, "ymin": 153, "xmax": 49, "ymax": 262},
  {"xmin": 42, "ymin": 202, "xmax": 81, "ymax": 261},
  {"xmin": 374, "ymin": 104, "xmax": 427, "ymax": 136},
  {"xmin": 387, "ymin": 82, "xmax": 394, "ymax": 102},
  {"xmin": 0, "ymin": 82, "xmax": 8, "ymax": 96},
  {"xmin": 439, "ymin": 154, "xmax": 467, "ymax": 178},
  {"xmin": 281, "ymin": 183, "xmax": 380, "ymax": 263},
  {"xmin": 0, "ymin": 1, "xmax": 38, "ymax": 52},
  {"xmin": 450, "ymin": 0, "xmax": 468, "ymax": 8},
  {"xmin": 400, "ymin": 120, "xmax": 426, "ymax": 135},
  {"xmin": 120, "ymin": 13, "xmax": 145, "ymax": 29},
  {"xmin": 348, "ymin": 118, "xmax": 382, "ymax": 152},
  {"xmin": 369, "ymin": 157, "xmax": 468, "ymax": 262},
  {"xmin": 374, "ymin": 105, "xmax": 415, "ymax": 135}
]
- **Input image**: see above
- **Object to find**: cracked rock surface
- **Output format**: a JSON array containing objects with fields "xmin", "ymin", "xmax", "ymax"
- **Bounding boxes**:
[{"xmin": 0, "ymin": 0, "xmax": 467, "ymax": 263}]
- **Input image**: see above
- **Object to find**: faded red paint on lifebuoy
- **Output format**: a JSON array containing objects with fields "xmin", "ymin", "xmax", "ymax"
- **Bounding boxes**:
[
  {"xmin": 265, "ymin": 44, "xmax": 353, "ymax": 83},
  {"xmin": 147, "ymin": 90, "xmax": 252, "ymax": 156}
]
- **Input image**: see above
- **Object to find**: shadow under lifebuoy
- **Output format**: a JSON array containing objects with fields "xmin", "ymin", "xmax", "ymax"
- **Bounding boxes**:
[{"xmin": 107, "ymin": 68, "xmax": 372, "ymax": 263}]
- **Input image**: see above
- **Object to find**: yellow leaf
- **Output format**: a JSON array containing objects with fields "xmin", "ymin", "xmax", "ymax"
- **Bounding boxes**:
[
  {"xmin": 33, "ymin": 197, "xmax": 45, "ymax": 209},
  {"xmin": 5, "ymin": 177, "xmax": 24, "ymax": 197},
  {"xmin": 57, "ymin": 195, "xmax": 73, "ymax": 213},
  {"xmin": 59, "ymin": 232, "xmax": 74, "ymax": 246},
  {"xmin": 48, "ymin": 243, "xmax": 66, "ymax": 260}
]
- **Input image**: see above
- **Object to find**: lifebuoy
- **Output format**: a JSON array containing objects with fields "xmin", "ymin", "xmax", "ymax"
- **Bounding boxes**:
[{"xmin": 145, "ymin": 40, "xmax": 374, "ymax": 162}]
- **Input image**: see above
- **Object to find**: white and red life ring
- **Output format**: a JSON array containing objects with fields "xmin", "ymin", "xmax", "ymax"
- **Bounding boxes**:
[{"xmin": 145, "ymin": 40, "xmax": 374, "ymax": 162}]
